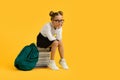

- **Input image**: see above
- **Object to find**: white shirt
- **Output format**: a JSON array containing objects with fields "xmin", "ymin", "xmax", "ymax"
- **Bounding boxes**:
[{"xmin": 40, "ymin": 22, "xmax": 62, "ymax": 41}]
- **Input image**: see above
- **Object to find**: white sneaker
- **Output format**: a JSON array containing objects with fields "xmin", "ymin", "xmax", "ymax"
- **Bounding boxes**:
[
  {"xmin": 59, "ymin": 59, "xmax": 69, "ymax": 69},
  {"xmin": 48, "ymin": 60, "xmax": 59, "ymax": 70}
]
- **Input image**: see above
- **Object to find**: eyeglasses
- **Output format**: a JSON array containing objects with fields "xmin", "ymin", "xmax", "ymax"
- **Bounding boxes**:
[{"xmin": 53, "ymin": 19, "xmax": 64, "ymax": 23}]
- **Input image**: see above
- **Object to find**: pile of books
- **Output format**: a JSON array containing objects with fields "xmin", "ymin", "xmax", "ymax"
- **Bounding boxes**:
[{"xmin": 36, "ymin": 48, "xmax": 51, "ymax": 67}]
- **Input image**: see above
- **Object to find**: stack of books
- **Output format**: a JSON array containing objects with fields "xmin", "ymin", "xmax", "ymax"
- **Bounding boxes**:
[{"xmin": 36, "ymin": 48, "xmax": 51, "ymax": 67}]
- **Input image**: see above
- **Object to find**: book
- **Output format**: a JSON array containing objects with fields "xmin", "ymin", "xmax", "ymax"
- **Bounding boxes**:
[{"xmin": 36, "ymin": 50, "xmax": 50, "ymax": 67}]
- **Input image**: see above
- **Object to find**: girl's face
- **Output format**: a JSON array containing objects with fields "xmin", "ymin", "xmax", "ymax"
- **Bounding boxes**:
[{"xmin": 52, "ymin": 15, "xmax": 64, "ymax": 28}]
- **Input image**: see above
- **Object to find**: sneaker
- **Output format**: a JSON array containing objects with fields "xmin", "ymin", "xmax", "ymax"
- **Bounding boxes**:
[
  {"xmin": 59, "ymin": 59, "xmax": 69, "ymax": 69},
  {"xmin": 48, "ymin": 60, "xmax": 59, "ymax": 70}
]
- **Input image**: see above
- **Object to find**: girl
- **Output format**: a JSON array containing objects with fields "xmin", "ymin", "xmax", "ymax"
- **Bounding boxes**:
[{"xmin": 37, "ymin": 11, "xmax": 69, "ymax": 70}]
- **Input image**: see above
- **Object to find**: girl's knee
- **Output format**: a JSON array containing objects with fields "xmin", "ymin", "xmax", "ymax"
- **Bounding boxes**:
[
  {"xmin": 52, "ymin": 40, "xmax": 59, "ymax": 46},
  {"xmin": 58, "ymin": 40, "xmax": 63, "ymax": 46}
]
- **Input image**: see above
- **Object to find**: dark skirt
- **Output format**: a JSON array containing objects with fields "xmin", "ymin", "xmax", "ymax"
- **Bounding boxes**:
[{"xmin": 37, "ymin": 33, "xmax": 54, "ymax": 48}]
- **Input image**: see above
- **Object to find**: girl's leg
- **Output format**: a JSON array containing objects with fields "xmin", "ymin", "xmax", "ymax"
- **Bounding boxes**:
[
  {"xmin": 58, "ymin": 40, "xmax": 64, "ymax": 58},
  {"xmin": 48, "ymin": 40, "xmax": 59, "ymax": 70},
  {"xmin": 58, "ymin": 40, "xmax": 69, "ymax": 69},
  {"xmin": 50, "ymin": 40, "xmax": 58, "ymax": 60}
]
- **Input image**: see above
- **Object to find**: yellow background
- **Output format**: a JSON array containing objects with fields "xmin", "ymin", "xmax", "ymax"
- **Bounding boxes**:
[{"xmin": 0, "ymin": 0, "xmax": 120, "ymax": 80}]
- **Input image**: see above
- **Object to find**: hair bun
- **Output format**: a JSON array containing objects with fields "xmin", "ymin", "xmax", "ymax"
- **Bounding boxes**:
[
  {"xmin": 49, "ymin": 11, "xmax": 54, "ymax": 17},
  {"xmin": 58, "ymin": 11, "xmax": 63, "ymax": 15}
]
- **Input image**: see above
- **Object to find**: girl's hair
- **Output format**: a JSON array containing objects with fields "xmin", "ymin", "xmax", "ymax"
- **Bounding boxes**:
[{"xmin": 49, "ymin": 11, "xmax": 63, "ymax": 20}]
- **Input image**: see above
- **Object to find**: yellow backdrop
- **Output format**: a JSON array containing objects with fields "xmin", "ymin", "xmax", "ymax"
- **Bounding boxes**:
[{"xmin": 0, "ymin": 0, "xmax": 120, "ymax": 80}]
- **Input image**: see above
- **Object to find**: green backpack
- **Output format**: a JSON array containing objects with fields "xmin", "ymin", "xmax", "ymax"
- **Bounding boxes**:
[{"xmin": 14, "ymin": 43, "xmax": 39, "ymax": 71}]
